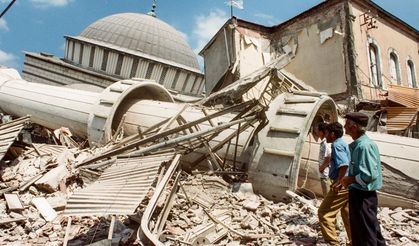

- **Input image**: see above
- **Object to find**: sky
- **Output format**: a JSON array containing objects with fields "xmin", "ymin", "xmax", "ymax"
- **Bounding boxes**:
[{"xmin": 0, "ymin": 0, "xmax": 418, "ymax": 71}]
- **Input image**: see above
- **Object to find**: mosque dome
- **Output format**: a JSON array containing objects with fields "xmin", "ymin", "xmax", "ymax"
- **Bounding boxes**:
[{"xmin": 79, "ymin": 13, "xmax": 199, "ymax": 70}]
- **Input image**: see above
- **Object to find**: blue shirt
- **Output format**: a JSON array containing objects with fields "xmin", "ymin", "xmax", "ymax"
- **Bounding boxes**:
[
  {"xmin": 329, "ymin": 137, "xmax": 350, "ymax": 180},
  {"xmin": 348, "ymin": 134, "xmax": 382, "ymax": 191}
]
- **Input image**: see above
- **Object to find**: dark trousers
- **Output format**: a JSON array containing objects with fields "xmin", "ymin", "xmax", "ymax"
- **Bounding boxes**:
[{"xmin": 349, "ymin": 189, "xmax": 386, "ymax": 246}]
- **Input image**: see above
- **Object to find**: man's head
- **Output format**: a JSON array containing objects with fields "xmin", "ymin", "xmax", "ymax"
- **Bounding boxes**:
[
  {"xmin": 344, "ymin": 112, "xmax": 368, "ymax": 140},
  {"xmin": 325, "ymin": 122, "xmax": 344, "ymax": 143},
  {"xmin": 316, "ymin": 122, "xmax": 328, "ymax": 139}
]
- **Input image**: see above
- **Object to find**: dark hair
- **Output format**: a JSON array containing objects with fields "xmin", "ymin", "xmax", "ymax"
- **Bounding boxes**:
[
  {"xmin": 326, "ymin": 122, "xmax": 344, "ymax": 138},
  {"xmin": 317, "ymin": 122, "xmax": 328, "ymax": 134}
]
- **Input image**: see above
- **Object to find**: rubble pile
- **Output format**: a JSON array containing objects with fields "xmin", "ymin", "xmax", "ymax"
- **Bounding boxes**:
[
  {"xmin": 157, "ymin": 174, "xmax": 322, "ymax": 245},
  {"xmin": 1, "ymin": 146, "xmax": 418, "ymax": 246},
  {"xmin": 0, "ymin": 119, "xmax": 417, "ymax": 245},
  {"xmin": 0, "ymin": 143, "xmax": 78, "ymax": 244},
  {"xmin": 0, "ymin": 142, "xmax": 121, "ymax": 246},
  {"xmin": 156, "ymin": 174, "xmax": 419, "ymax": 246}
]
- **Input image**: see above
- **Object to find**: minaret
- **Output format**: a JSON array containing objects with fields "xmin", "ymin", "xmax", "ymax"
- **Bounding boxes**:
[{"xmin": 147, "ymin": 0, "xmax": 157, "ymax": 17}]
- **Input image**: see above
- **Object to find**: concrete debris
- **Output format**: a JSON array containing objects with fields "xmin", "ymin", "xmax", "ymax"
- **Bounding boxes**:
[
  {"xmin": 35, "ymin": 164, "xmax": 70, "ymax": 193},
  {"xmin": 31, "ymin": 197, "xmax": 58, "ymax": 222},
  {"xmin": 4, "ymin": 193, "xmax": 24, "ymax": 212}
]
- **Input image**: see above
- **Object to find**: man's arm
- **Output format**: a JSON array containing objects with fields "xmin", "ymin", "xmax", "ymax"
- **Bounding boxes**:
[
  {"xmin": 342, "ymin": 144, "xmax": 380, "ymax": 189},
  {"xmin": 332, "ymin": 165, "xmax": 348, "ymax": 192}
]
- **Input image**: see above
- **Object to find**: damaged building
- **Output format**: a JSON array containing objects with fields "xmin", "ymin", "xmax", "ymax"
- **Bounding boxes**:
[{"xmin": 200, "ymin": 0, "xmax": 419, "ymax": 137}]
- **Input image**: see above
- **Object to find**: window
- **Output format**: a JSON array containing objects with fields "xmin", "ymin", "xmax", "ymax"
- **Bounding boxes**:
[
  {"xmin": 89, "ymin": 46, "xmax": 95, "ymax": 68},
  {"xmin": 115, "ymin": 54, "xmax": 124, "ymax": 75},
  {"xmin": 78, "ymin": 44, "xmax": 84, "ymax": 65},
  {"xmin": 71, "ymin": 41, "xmax": 76, "ymax": 61},
  {"xmin": 145, "ymin": 63, "xmax": 155, "ymax": 79},
  {"xmin": 368, "ymin": 43, "xmax": 382, "ymax": 87},
  {"xmin": 159, "ymin": 67, "xmax": 168, "ymax": 84},
  {"xmin": 130, "ymin": 58, "xmax": 139, "ymax": 78},
  {"xmin": 65, "ymin": 41, "xmax": 70, "ymax": 59},
  {"xmin": 195, "ymin": 80, "xmax": 204, "ymax": 94},
  {"xmin": 389, "ymin": 52, "xmax": 401, "ymax": 85},
  {"xmin": 407, "ymin": 60, "xmax": 417, "ymax": 88},
  {"xmin": 181, "ymin": 74, "xmax": 191, "ymax": 92},
  {"xmin": 190, "ymin": 76, "xmax": 199, "ymax": 93},
  {"xmin": 101, "ymin": 50, "xmax": 109, "ymax": 71},
  {"xmin": 171, "ymin": 70, "xmax": 180, "ymax": 89}
]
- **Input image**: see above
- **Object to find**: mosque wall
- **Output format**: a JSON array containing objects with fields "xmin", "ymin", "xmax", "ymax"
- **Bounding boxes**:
[
  {"xmin": 23, "ymin": 46, "xmax": 205, "ymax": 96},
  {"xmin": 22, "ymin": 53, "xmax": 117, "ymax": 89}
]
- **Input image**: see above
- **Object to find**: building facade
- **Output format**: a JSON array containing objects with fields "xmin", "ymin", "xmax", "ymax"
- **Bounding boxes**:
[{"xmin": 200, "ymin": 0, "xmax": 418, "ymax": 103}]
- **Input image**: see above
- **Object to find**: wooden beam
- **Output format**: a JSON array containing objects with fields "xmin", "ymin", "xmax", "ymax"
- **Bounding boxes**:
[
  {"xmin": 78, "ymin": 101, "xmax": 254, "ymax": 167},
  {"xmin": 108, "ymin": 215, "xmax": 115, "ymax": 240},
  {"xmin": 63, "ymin": 216, "xmax": 72, "ymax": 246},
  {"xmin": 157, "ymin": 104, "xmax": 189, "ymax": 133}
]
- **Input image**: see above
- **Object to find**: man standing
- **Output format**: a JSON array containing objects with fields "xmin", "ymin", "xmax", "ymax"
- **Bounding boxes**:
[
  {"xmin": 342, "ymin": 112, "xmax": 386, "ymax": 246},
  {"xmin": 317, "ymin": 122, "xmax": 331, "ymax": 197},
  {"xmin": 318, "ymin": 122, "xmax": 351, "ymax": 246}
]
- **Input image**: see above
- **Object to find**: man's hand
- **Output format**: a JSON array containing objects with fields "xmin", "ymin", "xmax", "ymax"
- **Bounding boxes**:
[
  {"xmin": 331, "ymin": 182, "xmax": 342, "ymax": 192},
  {"xmin": 341, "ymin": 176, "xmax": 355, "ymax": 188},
  {"xmin": 319, "ymin": 156, "xmax": 331, "ymax": 174}
]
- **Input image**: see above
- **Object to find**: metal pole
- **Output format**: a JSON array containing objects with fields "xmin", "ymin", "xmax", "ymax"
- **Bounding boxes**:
[
  {"xmin": 230, "ymin": 0, "xmax": 233, "ymax": 17},
  {"xmin": 0, "ymin": 0, "xmax": 17, "ymax": 19}
]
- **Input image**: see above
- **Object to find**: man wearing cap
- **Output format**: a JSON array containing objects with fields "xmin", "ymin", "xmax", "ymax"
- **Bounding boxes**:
[
  {"xmin": 318, "ymin": 122, "xmax": 352, "ymax": 246},
  {"xmin": 342, "ymin": 112, "xmax": 386, "ymax": 246}
]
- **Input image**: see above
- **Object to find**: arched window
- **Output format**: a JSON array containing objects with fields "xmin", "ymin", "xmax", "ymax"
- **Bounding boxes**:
[
  {"xmin": 369, "ymin": 43, "xmax": 382, "ymax": 87},
  {"xmin": 389, "ymin": 52, "xmax": 401, "ymax": 85},
  {"xmin": 407, "ymin": 60, "xmax": 417, "ymax": 88}
]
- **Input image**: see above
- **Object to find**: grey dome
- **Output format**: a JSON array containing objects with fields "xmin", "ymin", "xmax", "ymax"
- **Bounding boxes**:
[{"xmin": 79, "ymin": 13, "xmax": 199, "ymax": 70}]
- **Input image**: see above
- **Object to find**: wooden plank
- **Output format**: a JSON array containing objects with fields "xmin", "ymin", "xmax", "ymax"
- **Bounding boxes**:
[
  {"xmin": 108, "ymin": 216, "xmax": 115, "ymax": 240},
  {"xmin": 0, "ymin": 217, "xmax": 26, "ymax": 225},
  {"xmin": 63, "ymin": 217, "xmax": 72, "ymax": 246},
  {"xmin": 0, "ymin": 185, "xmax": 19, "ymax": 196},
  {"xmin": 157, "ymin": 104, "xmax": 189, "ymax": 133},
  {"xmin": 4, "ymin": 193, "xmax": 24, "ymax": 211},
  {"xmin": 32, "ymin": 197, "xmax": 57, "ymax": 222},
  {"xmin": 0, "ymin": 130, "xmax": 21, "ymax": 140},
  {"xmin": 0, "ymin": 116, "xmax": 30, "ymax": 130}
]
